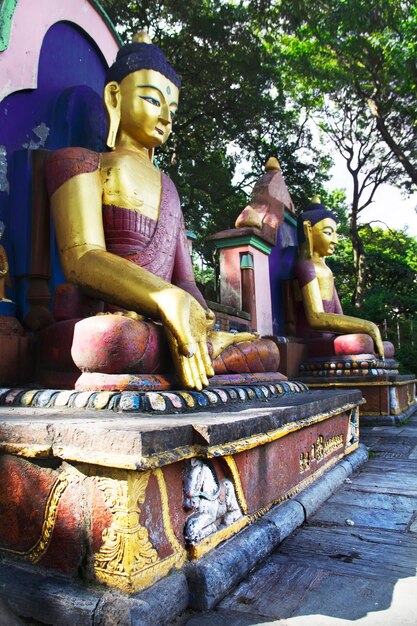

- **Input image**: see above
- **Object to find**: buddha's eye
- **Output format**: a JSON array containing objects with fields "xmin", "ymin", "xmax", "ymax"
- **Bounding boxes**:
[{"xmin": 140, "ymin": 96, "xmax": 161, "ymax": 107}]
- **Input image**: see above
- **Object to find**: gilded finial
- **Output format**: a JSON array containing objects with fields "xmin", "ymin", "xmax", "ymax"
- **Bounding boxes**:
[
  {"xmin": 311, "ymin": 195, "xmax": 321, "ymax": 204},
  {"xmin": 265, "ymin": 157, "xmax": 281, "ymax": 172},
  {"xmin": 133, "ymin": 30, "xmax": 152, "ymax": 44}
]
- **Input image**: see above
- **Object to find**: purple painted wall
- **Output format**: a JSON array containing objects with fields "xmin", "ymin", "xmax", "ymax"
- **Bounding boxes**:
[
  {"xmin": 269, "ymin": 217, "xmax": 298, "ymax": 335},
  {"xmin": 0, "ymin": 21, "xmax": 109, "ymax": 315}
]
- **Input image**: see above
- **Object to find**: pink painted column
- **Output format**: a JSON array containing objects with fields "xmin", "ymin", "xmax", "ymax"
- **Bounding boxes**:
[{"xmin": 209, "ymin": 227, "xmax": 274, "ymax": 335}]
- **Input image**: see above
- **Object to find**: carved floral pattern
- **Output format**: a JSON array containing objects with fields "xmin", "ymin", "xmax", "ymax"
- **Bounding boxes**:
[{"xmin": 94, "ymin": 472, "xmax": 158, "ymax": 576}]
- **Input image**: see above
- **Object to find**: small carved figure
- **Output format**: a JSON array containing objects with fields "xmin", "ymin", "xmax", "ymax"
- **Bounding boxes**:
[
  {"xmin": 183, "ymin": 458, "xmax": 242, "ymax": 544},
  {"xmin": 0, "ymin": 221, "xmax": 11, "ymax": 301}
]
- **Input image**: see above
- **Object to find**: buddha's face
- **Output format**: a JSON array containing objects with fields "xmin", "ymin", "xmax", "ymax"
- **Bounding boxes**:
[
  {"xmin": 311, "ymin": 218, "xmax": 338, "ymax": 257},
  {"xmin": 118, "ymin": 69, "xmax": 179, "ymax": 149}
]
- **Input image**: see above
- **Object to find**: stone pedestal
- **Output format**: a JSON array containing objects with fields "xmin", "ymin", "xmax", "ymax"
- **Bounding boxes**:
[
  {"xmin": 0, "ymin": 387, "xmax": 362, "ymax": 606},
  {"xmin": 298, "ymin": 371, "xmax": 416, "ymax": 425}
]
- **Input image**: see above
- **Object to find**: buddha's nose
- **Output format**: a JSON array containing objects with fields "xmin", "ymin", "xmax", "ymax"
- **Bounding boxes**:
[{"xmin": 159, "ymin": 103, "xmax": 171, "ymax": 125}]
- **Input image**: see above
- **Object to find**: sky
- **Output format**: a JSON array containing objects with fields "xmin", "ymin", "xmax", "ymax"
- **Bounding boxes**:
[{"xmin": 329, "ymin": 156, "xmax": 417, "ymax": 237}]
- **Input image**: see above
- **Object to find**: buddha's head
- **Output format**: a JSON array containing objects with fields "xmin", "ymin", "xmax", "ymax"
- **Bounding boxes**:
[
  {"xmin": 104, "ymin": 33, "xmax": 181, "ymax": 156},
  {"xmin": 297, "ymin": 198, "xmax": 338, "ymax": 259}
]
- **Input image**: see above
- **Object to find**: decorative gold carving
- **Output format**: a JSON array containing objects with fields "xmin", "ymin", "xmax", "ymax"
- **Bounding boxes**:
[
  {"xmin": 299, "ymin": 434, "xmax": 344, "ymax": 473},
  {"xmin": 94, "ymin": 468, "xmax": 186, "ymax": 593},
  {"xmin": 94, "ymin": 472, "xmax": 158, "ymax": 582},
  {"xmin": 0, "ymin": 471, "xmax": 75, "ymax": 562},
  {"xmin": 223, "ymin": 455, "xmax": 248, "ymax": 514}
]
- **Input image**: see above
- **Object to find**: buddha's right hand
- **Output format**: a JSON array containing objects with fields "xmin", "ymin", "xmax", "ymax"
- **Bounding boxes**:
[
  {"xmin": 373, "ymin": 324, "xmax": 385, "ymax": 360},
  {"xmin": 157, "ymin": 289, "xmax": 214, "ymax": 390}
]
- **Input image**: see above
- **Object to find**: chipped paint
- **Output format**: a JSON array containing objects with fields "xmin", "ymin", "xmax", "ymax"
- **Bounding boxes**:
[
  {"xmin": 22, "ymin": 123, "xmax": 50, "ymax": 150},
  {"xmin": 0, "ymin": 146, "xmax": 10, "ymax": 193}
]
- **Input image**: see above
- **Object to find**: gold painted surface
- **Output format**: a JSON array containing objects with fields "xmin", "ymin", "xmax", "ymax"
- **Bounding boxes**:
[
  {"xmin": 345, "ymin": 441, "xmax": 360, "ymax": 456},
  {"xmin": 223, "ymin": 455, "xmax": 248, "ymax": 514},
  {"xmin": 93, "ymin": 467, "xmax": 185, "ymax": 593},
  {"xmin": 0, "ymin": 443, "xmax": 51, "ymax": 458},
  {"xmin": 0, "ymin": 471, "xmax": 75, "ymax": 562},
  {"xmin": 299, "ymin": 434, "xmax": 344, "ymax": 474},
  {"xmin": 154, "ymin": 467, "xmax": 186, "ymax": 561},
  {"xmin": 94, "ymin": 471, "xmax": 158, "ymax": 587}
]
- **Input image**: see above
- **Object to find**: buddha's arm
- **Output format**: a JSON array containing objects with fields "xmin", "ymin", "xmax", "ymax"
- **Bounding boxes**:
[
  {"xmin": 301, "ymin": 278, "xmax": 385, "ymax": 358},
  {"xmin": 51, "ymin": 170, "xmax": 213, "ymax": 389}
]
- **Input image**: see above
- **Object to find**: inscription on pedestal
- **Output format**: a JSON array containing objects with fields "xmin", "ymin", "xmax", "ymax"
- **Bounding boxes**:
[{"xmin": 299, "ymin": 434, "xmax": 344, "ymax": 473}]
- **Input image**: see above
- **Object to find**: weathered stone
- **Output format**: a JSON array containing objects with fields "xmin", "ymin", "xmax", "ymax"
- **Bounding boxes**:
[
  {"xmin": 186, "ymin": 519, "xmax": 281, "ymax": 610},
  {"xmin": 135, "ymin": 572, "xmax": 189, "ymax": 625},
  {"xmin": 294, "ymin": 464, "xmax": 350, "ymax": 518},
  {"xmin": 262, "ymin": 499, "xmax": 305, "ymax": 541}
]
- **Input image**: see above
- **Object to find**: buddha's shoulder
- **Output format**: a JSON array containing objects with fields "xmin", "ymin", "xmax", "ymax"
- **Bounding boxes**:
[
  {"xmin": 46, "ymin": 147, "xmax": 101, "ymax": 196},
  {"xmin": 47, "ymin": 146, "xmax": 100, "ymax": 170}
]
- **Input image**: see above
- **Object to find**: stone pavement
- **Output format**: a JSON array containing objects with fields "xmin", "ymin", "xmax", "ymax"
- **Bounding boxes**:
[{"xmin": 182, "ymin": 411, "xmax": 417, "ymax": 626}]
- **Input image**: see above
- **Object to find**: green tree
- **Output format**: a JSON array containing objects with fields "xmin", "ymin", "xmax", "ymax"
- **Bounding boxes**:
[
  {"xmin": 328, "ymin": 223, "xmax": 417, "ymax": 372},
  {"xmin": 276, "ymin": 0, "xmax": 417, "ymax": 189},
  {"xmin": 316, "ymin": 94, "xmax": 403, "ymax": 308}
]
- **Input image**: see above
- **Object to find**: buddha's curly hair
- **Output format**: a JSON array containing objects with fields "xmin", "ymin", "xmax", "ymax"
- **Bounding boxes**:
[{"xmin": 106, "ymin": 42, "xmax": 181, "ymax": 88}]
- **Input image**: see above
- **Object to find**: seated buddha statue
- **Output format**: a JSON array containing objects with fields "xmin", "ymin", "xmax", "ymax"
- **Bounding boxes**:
[
  {"xmin": 294, "ymin": 198, "xmax": 393, "ymax": 361},
  {"xmin": 44, "ymin": 33, "xmax": 280, "ymax": 390}
]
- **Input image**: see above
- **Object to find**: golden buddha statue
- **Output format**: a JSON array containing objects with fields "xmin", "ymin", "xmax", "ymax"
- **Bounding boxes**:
[
  {"xmin": 295, "ymin": 198, "xmax": 392, "ymax": 360},
  {"xmin": 45, "ymin": 34, "xmax": 279, "ymax": 390}
]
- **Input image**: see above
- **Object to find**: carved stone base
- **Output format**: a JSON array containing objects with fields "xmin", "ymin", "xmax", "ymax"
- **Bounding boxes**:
[
  {"xmin": 0, "ymin": 388, "xmax": 362, "ymax": 597},
  {"xmin": 298, "ymin": 373, "xmax": 416, "ymax": 424}
]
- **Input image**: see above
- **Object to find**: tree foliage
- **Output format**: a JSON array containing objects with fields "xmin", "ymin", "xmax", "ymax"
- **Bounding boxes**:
[
  {"xmin": 328, "ymin": 223, "xmax": 417, "ymax": 325},
  {"xmin": 276, "ymin": 0, "xmax": 417, "ymax": 190}
]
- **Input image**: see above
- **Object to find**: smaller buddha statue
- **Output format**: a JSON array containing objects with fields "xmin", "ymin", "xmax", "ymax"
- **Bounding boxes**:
[
  {"xmin": 295, "ymin": 199, "xmax": 393, "ymax": 360},
  {"xmin": 0, "ymin": 221, "xmax": 11, "ymax": 302}
]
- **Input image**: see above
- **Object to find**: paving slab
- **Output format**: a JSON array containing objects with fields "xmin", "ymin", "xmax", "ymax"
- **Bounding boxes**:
[
  {"xmin": 310, "ymin": 501, "xmax": 413, "ymax": 530},
  {"xmin": 327, "ymin": 487, "xmax": 417, "ymax": 513}
]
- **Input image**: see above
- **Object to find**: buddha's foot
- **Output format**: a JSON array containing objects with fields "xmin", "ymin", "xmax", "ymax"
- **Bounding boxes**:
[
  {"xmin": 212, "ymin": 338, "xmax": 280, "ymax": 374},
  {"xmin": 209, "ymin": 330, "xmax": 258, "ymax": 359}
]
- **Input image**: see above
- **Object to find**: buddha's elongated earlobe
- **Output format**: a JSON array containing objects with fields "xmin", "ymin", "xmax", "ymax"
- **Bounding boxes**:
[
  {"xmin": 104, "ymin": 81, "xmax": 121, "ymax": 150},
  {"xmin": 303, "ymin": 220, "xmax": 313, "ymax": 258},
  {"xmin": 148, "ymin": 148, "xmax": 154, "ymax": 162}
]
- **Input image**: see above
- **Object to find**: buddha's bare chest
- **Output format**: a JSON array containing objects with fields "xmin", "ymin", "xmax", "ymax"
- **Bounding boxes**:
[
  {"xmin": 100, "ymin": 153, "xmax": 162, "ymax": 221},
  {"xmin": 313, "ymin": 261, "xmax": 334, "ymax": 301}
]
